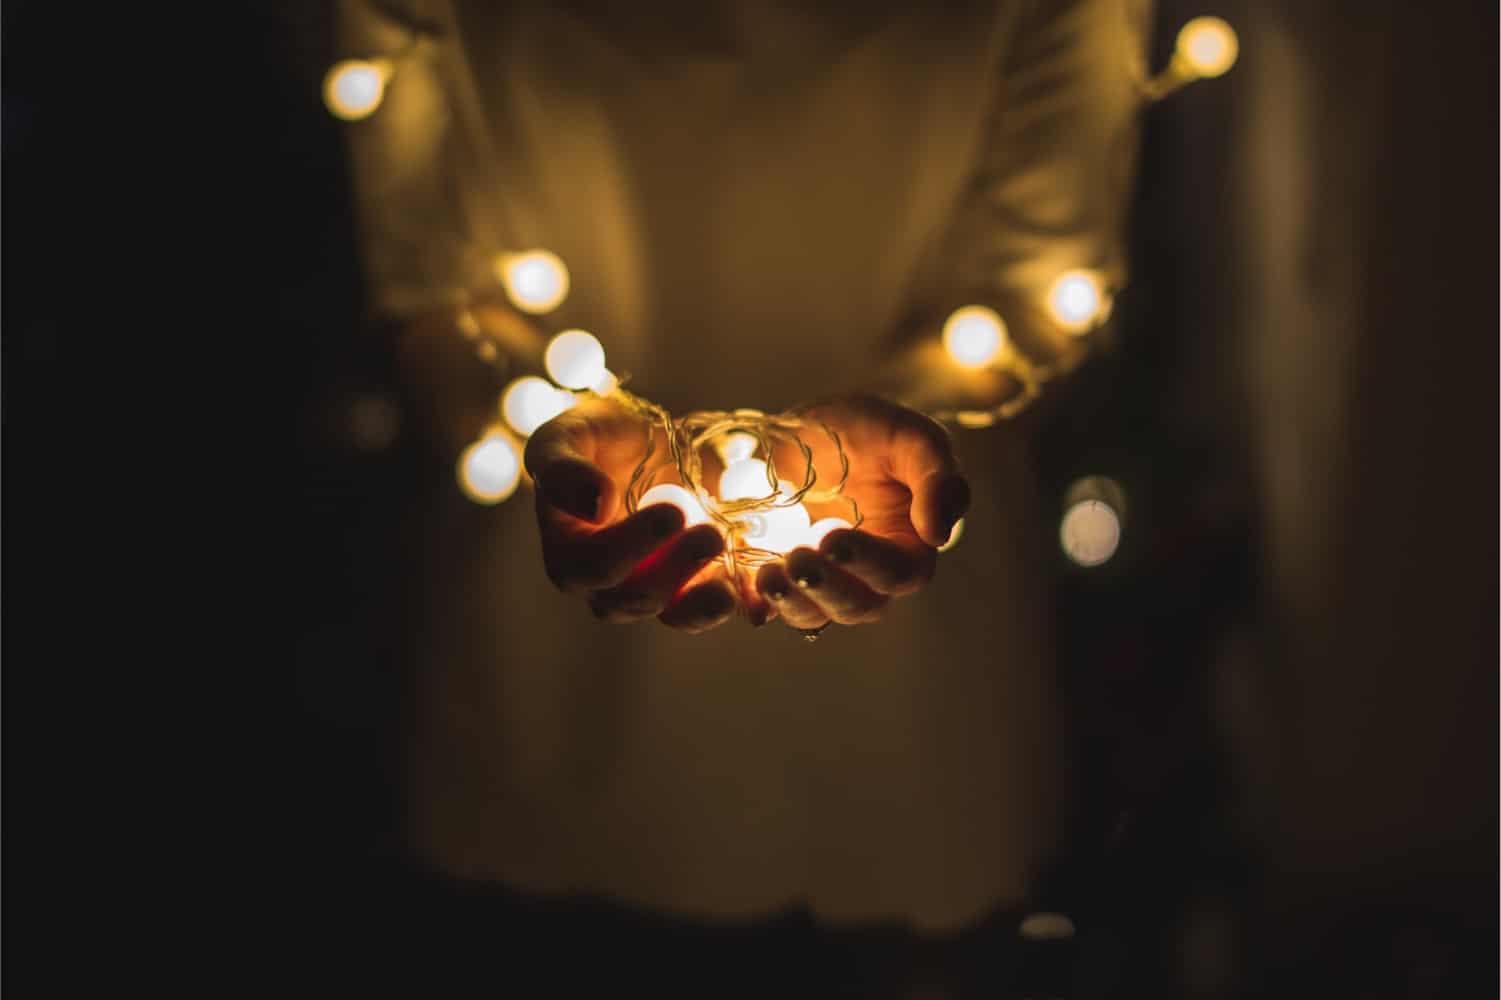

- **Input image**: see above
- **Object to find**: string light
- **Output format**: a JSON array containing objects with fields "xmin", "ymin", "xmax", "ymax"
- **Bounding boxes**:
[
  {"xmin": 1047, "ymin": 270, "xmax": 1107, "ymax": 334},
  {"xmin": 1176, "ymin": 17, "xmax": 1239, "ymax": 78},
  {"xmin": 323, "ymin": 59, "xmax": 390, "ymax": 121},
  {"xmin": 806, "ymin": 517, "xmax": 854, "ymax": 548},
  {"xmin": 942, "ymin": 305, "xmax": 1009, "ymax": 368},
  {"xmin": 1060, "ymin": 476, "xmax": 1126, "ymax": 567},
  {"xmin": 440, "ymin": 26, "xmax": 1226, "ymax": 580},
  {"xmin": 739, "ymin": 486, "xmax": 813, "ymax": 554},
  {"xmin": 1144, "ymin": 16, "xmax": 1239, "ymax": 100},
  {"xmin": 497, "ymin": 250, "xmax": 571, "ymax": 315},
  {"xmin": 501, "ymin": 376, "xmax": 575, "ymax": 437},
  {"xmin": 716, "ymin": 432, "xmax": 758, "ymax": 466},
  {"xmin": 1060, "ymin": 500, "xmax": 1119, "ymax": 566},
  {"xmin": 639, "ymin": 483, "xmax": 713, "ymax": 528},
  {"xmin": 719, "ymin": 457, "xmax": 778, "ymax": 501},
  {"xmin": 457, "ymin": 430, "xmax": 522, "ymax": 505},
  {"xmin": 544, "ymin": 329, "xmax": 615, "ymax": 393}
]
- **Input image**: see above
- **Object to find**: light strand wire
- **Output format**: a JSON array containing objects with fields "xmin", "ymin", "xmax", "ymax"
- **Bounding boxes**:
[{"xmin": 604, "ymin": 383, "xmax": 861, "ymax": 575}]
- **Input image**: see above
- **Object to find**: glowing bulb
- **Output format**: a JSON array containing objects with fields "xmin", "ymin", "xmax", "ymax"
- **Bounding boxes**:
[
  {"xmin": 937, "ymin": 517, "xmax": 965, "ymax": 553},
  {"xmin": 942, "ymin": 305, "xmax": 1009, "ymax": 368},
  {"xmin": 1060, "ymin": 499, "xmax": 1120, "ymax": 567},
  {"xmin": 323, "ymin": 60, "xmax": 389, "ymax": 121},
  {"xmin": 719, "ymin": 458, "xmax": 775, "ymax": 501},
  {"xmin": 639, "ymin": 483, "xmax": 712, "ymax": 528},
  {"xmin": 497, "ymin": 249, "xmax": 570, "ymax": 314},
  {"xmin": 1047, "ymin": 270, "xmax": 1106, "ymax": 334},
  {"xmin": 1176, "ymin": 17, "xmax": 1238, "ymax": 78},
  {"xmin": 716, "ymin": 432, "xmax": 758, "ymax": 465},
  {"xmin": 544, "ymin": 330, "xmax": 608, "ymax": 391},
  {"xmin": 806, "ymin": 517, "xmax": 853, "ymax": 548},
  {"xmin": 1019, "ymin": 913, "xmax": 1077, "ymax": 941},
  {"xmin": 457, "ymin": 432, "xmax": 521, "ymax": 505},
  {"xmin": 741, "ymin": 496, "xmax": 812, "ymax": 555},
  {"xmin": 501, "ymin": 376, "xmax": 574, "ymax": 437}
]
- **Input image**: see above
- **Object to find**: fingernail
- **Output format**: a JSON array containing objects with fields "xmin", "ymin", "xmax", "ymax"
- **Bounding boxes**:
[
  {"xmin": 765, "ymin": 585, "xmax": 789, "ymax": 602},
  {"xmin": 793, "ymin": 567, "xmax": 822, "ymax": 589},
  {"xmin": 938, "ymin": 475, "xmax": 971, "ymax": 535}
]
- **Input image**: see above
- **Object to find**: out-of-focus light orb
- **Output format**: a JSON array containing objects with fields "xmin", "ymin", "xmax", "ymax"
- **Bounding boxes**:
[
  {"xmin": 323, "ymin": 60, "xmax": 388, "ymax": 121},
  {"xmin": 1047, "ymin": 270, "xmax": 1106, "ymax": 334},
  {"xmin": 544, "ymin": 329, "xmax": 608, "ymax": 390},
  {"xmin": 806, "ymin": 517, "xmax": 854, "ymax": 549},
  {"xmin": 501, "ymin": 376, "xmax": 574, "ymax": 436},
  {"xmin": 719, "ymin": 458, "xmax": 776, "ymax": 501},
  {"xmin": 498, "ymin": 249, "xmax": 571, "ymax": 314},
  {"xmin": 639, "ymin": 483, "xmax": 713, "ymax": 528},
  {"xmin": 937, "ymin": 516, "xmax": 965, "ymax": 553},
  {"xmin": 740, "ymin": 495, "xmax": 812, "ymax": 555},
  {"xmin": 1176, "ymin": 17, "xmax": 1239, "ymax": 78},
  {"xmin": 1060, "ymin": 499, "xmax": 1120, "ymax": 566},
  {"xmin": 457, "ymin": 433, "xmax": 522, "ymax": 505},
  {"xmin": 716, "ymin": 431, "xmax": 759, "ymax": 466},
  {"xmin": 942, "ymin": 305, "xmax": 1009, "ymax": 368},
  {"xmin": 1019, "ymin": 912, "xmax": 1077, "ymax": 941}
]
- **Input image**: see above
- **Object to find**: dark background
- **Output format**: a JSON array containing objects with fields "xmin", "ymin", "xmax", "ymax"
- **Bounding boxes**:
[{"xmin": 3, "ymin": 0, "xmax": 1495, "ymax": 995}]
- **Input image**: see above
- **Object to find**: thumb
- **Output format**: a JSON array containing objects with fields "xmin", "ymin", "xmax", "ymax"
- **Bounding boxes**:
[
  {"xmin": 524, "ymin": 410, "xmax": 617, "ymax": 523},
  {"xmin": 888, "ymin": 416, "xmax": 969, "ymax": 547}
]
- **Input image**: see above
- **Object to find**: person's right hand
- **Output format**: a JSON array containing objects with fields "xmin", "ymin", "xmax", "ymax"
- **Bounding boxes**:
[{"xmin": 524, "ymin": 397, "xmax": 740, "ymax": 633}]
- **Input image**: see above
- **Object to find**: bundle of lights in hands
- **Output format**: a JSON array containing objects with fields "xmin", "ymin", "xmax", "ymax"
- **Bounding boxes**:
[
  {"xmin": 341, "ymin": 14, "xmax": 1239, "ymax": 581},
  {"xmin": 469, "ymin": 314, "xmax": 861, "ymax": 573}
]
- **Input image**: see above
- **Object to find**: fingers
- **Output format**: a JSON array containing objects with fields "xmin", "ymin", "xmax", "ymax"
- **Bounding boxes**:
[
  {"xmin": 818, "ymin": 528, "xmax": 935, "ymax": 597},
  {"xmin": 783, "ymin": 548, "xmax": 889, "ymax": 624},
  {"xmin": 542, "ymin": 503, "xmax": 686, "ymax": 594},
  {"xmin": 885, "ymin": 414, "xmax": 970, "ymax": 548},
  {"xmin": 525, "ymin": 408, "xmax": 615, "ymax": 523},
  {"xmin": 736, "ymin": 568, "xmax": 777, "ymax": 628},
  {"xmin": 658, "ymin": 575, "xmax": 739, "ymax": 634},
  {"xmin": 588, "ymin": 525, "xmax": 726, "ymax": 622},
  {"xmin": 756, "ymin": 561, "xmax": 830, "ymax": 630}
]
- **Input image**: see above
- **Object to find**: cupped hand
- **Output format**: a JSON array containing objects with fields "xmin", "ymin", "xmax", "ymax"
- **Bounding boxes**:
[
  {"xmin": 524, "ymin": 397, "xmax": 741, "ymax": 633},
  {"xmin": 754, "ymin": 394, "xmax": 970, "ymax": 631}
]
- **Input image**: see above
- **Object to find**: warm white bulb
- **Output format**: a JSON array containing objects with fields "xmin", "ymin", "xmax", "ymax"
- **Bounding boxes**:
[
  {"xmin": 1060, "ymin": 499, "xmax": 1120, "ymax": 566},
  {"xmin": 942, "ymin": 305, "xmax": 1009, "ymax": 368},
  {"xmin": 741, "ymin": 496, "xmax": 813, "ymax": 555},
  {"xmin": 716, "ymin": 432, "xmax": 758, "ymax": 466},
  {"xmin": 457, "ymin": 433, "xmax": 522, "ymax": 505},
  {"xmin": 1176, "ymin": 17, "xmax": 1239, "ymax": 78},
  {"xmin": 806, "ymin": 517, "xmax": 854, "ymax": 548},
  {"xmin": 937, "ymin": 517, "xmax": 965, "ymax": 553},
  {"xmin": 544, "ymin": 330, "xmax": 608, "ymax": 391},
  {"xmin": 639, "ymin": 483, "xmax": 712, "ymax": 528},
  {"xmin": 323, "ymin": 60, "xmax": 388, "ymax": 121},
  {"xmin": 501, "ymin": 376, "xmax": 574, "ymax": 437},
  {"xmin": 1047, "ymin": 270, "xmax": 1106, "ymax": 334},
  {"xmin": 498, "ymin": 250, "xmax": 570, "ymax": 314},
  {"xmin": 719, "ymin": 458, "xmax": 775, "ymax": 501}
]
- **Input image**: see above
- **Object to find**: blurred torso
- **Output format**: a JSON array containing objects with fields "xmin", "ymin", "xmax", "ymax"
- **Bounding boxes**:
[{"xmin": 400, "ymin": 0, "xmax": 1066, "ymax": 932}]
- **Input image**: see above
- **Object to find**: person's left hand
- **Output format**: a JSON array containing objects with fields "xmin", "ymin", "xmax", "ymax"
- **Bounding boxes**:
[{"xmin": 751, "ymin": 394, "xmax": 970, "ymax": 631}]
